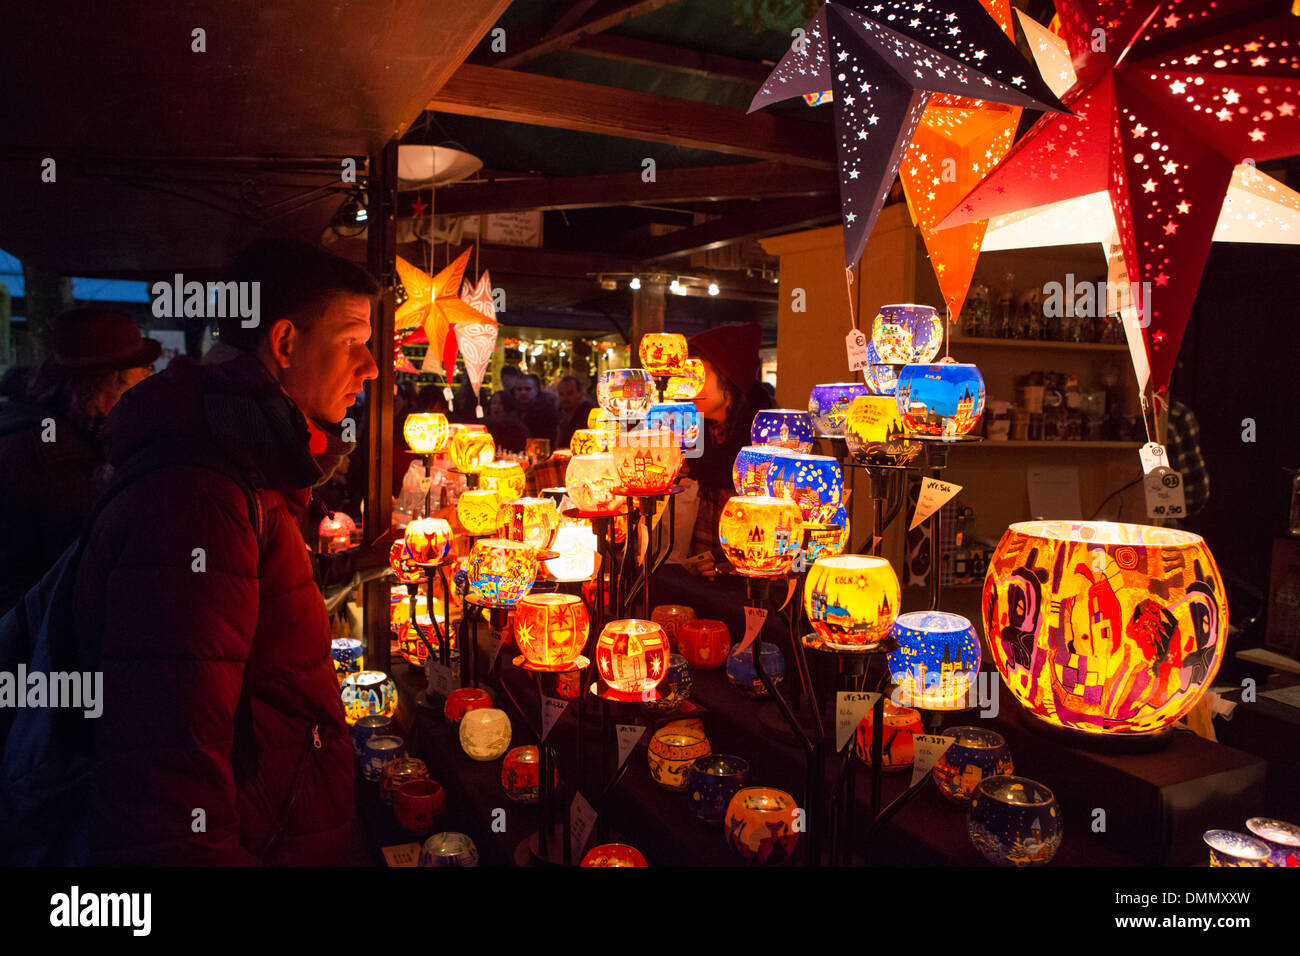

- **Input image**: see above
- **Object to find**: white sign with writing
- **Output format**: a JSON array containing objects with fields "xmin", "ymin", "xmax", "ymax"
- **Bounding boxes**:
[
  {"xmin": 570, "ymin": 791, "xmax": 597, "ymax": 859},
  {"xmin": 835, "ymin": 691, "xmax": 880, "ymax": 752},
  {"xmin": 616, "ymin": 723, "xmax": 646, "ymax": 770},
  {"xmin": 738, "ymin": 606, "xmax": 768, "ymax": 653},
  {"xmin": 910, "ymin": 478, "xmax": 962, "ymax": 530},
  {"xmin": 427, "ymin": 660, "xmax": 454, "ymax": 698},
  {"xmin": 911, "ymin": 733, "xmax": 956, "ymax": 788},
  {"xmin": 845, "ymin": 328, "xmax": 871, "ymax": 372},
  {"xmin": 381, "ymin": 842, "xmax": 421, "ymax": 867},
  {"xmin": 1139, "ymin": 441, "xmax": 1168, "ymax": 474},
  {"xmin": 1143, "ymin": 465, "xmax": 1187, "ymax": 520},
  {"xmin": 540, "ymin": 694, "xmax": 569, "ymax": 742}
]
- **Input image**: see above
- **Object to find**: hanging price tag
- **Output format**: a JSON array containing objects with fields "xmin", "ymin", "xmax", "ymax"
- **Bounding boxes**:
[
  {"xmin": 1143, "ymin": 466, "xmax": 1187, "ymax": 520},
  {"xmin": 381, "ymin": 842, "xmax": 422, "ymax": 867},
  {"xmin": 487, "ymin": 628, "xmax": 505, "ymax": 666},
  {"xmin": 427, "ymin": 660, "xmax": 454, "ymax": 698},
  {"xmin": 570, "ymin": 791, "xmax": 597, "ymax": 859},
  {"xmin": 738, "ymin": 606, "xmax": 768, "ymax": 653},
  {"xmin": 911, "ymin": 733, "xmax": 955, "ymax": 787},
  {"xmin": 835, "ymin": 691, "xmax": 880, "ymax": 752},
  {"xmin": 540, "ymin": 694, "xmax": 569, "ymax": 742},
  {"xmin": 845, "ymin": 328, "xmax": 871, "ymax": 372},
  {"xmin": 616, "ymin": 723, "xmax": 646, "ymax": 770},
  {"xmin": 1139, "ymin": 442, "xmax": 1168, "ymax": 474},
  {"xmin": 910, "ymin": 477, "xmax": 962, "ymax": 530}
]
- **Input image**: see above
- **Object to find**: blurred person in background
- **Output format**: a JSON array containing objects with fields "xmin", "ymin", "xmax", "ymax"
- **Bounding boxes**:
[{"xmin": 554, "ymin": 374, "xmax": 595, "ymax": 450}]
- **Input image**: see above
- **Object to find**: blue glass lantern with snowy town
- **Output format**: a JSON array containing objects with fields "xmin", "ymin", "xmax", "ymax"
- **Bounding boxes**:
[
  {"xmin": 895, "ymin": 362, "xmax": 986, "ymax": 437},
  {"xmin": 888, "ymin": 610, "xmax": 981, "ymax": 710}
]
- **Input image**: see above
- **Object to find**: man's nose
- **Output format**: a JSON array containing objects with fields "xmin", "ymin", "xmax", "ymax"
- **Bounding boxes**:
[{"xmin": 360, "ymin": 348, "xmax": 379, "ymax": 382}]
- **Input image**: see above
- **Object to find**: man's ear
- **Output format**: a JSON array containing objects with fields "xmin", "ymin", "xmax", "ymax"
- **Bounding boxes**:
[{"xmin": 264, "ymin": 318, "xmax": 297, "ymax": 370}]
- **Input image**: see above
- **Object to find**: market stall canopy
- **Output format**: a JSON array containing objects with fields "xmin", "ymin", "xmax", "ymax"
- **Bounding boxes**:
[{"xmin": 0, "ymin": 0, "xmax": 511, "ymax": 275}]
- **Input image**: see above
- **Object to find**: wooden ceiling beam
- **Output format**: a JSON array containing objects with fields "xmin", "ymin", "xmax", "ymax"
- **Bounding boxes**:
[
  {"xmin": 630, "ymin": 194, "xmax": 843, "ymax": 261},
  {"xmin": 567, "ymin": 34, "xmax": 773, "ymax": 86},
  {"xmin": 495, "ymin": 0, "xmax": 683, "ymax": 69},
  {"xmin": 427, "ymin": 64, "xmax": 834, "ymax": 169}
]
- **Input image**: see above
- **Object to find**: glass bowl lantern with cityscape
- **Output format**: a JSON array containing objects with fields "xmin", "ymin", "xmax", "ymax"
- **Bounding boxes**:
[
  {"xmin": 1246, "ymin": 818, "xmax": 1300, "ymax": 867},
  {"xmin": 496, "ymin": 497, "xmax": 560, "ymax": 552},
  {"xmin": 724, "ymin": 787, "xmax": 801, "ymax": 865},
  {"xmin": 466, "ymin": 539, "xmax": 538, "ymax": 608},
  {"xmin": 717, "ymin": 495, "xmax": 805, "ymax": 577},
  {"xmin": 804, "ymin": 555, "xmax": 900, "ymax": 650},
  {"xmin": 870, "ymin": 303, "xmax": 943, "ymax": 364},
  {"xmin": 750, "ymin": 408, "xmax": 816, "ymax": 452},
  {"xmin": 663, "ymin": 358, "xmax": 705, "ymax": 401},
  {"xmin": 403, "ymin": 412, "xmax": 450, "ymax": 454},
  {"xmin": 1203, "ymin": 830, "xmax": 1272, "ymax": 867},
  {"xmin": 340, "ymin": 671, "xmax": 398, "ymax": 725},
  {"xmin": 565, "ymin": 453, "xmax": 626, "ymax": 515},
  {"xmin": 855, "ymin": 700, "xmax": 924, "ymax": 770},
  {"xmin": 968, "ymin": 775, "xmax": 1063, "ymax": 867},
  {"xmin": 597, "ymin": 368, "xmax": 657, "ymax": 418},
  {"xmin": 726, "ymin": 641, "xmax": 785, "ymax": 697},
  {"xmin": 982, "ymin": 521, "xmax": 1229, "ymax": 736},
  {"xmin": 808, "ymin": 382, "xmax": 870, "ymax": 436},
  {"xmin": 479, "ymin": 460, "xmax": 526, "ymax": 501},
  {"xmin": 611, "ymin": 428, "xmax": 683, "ymax": 495},
  {"xmin": 513, "ymin": 592, "xmax": 589, "ymax": 671},
  {"xmin": 763, "ymin": 452, "xmax": 844, "ymax": 524},
  {"xmin": 501, "ymin": 746, "xmax": 552, "ymax": 803},
  {"xmin": 449, "ymin": 425, "xmax": 495, "ymax": 474},
  {"xmin": 569, "ymin": 428, "xmax": 609, "ymax": 456},
  {"xmin": 646, "ymin": 401, "xmax": 700, "ymax": 452},
  {"xmin": 895, "ymin": 362, "xmax": 986, "ymax": 437},
  {"xmin": 459, "ymin": 708, "xmax": 512, "ymax": 761},
  {"xmin": 688, "ymin": 754, "xmax": 749, "ymax": 825},
  {"xmin": 456, "ymin": 488, "xmax": 501, "ymax": 535},
  {"xmin": 843, "ymin": 395, "xmax": 922, "ymax": 467},
  {"xmin": 404, "ymin": 516, "xmax": 453, "ymax": 564},
  {"xmin": 330, "ymin": 637, "xmax": 363, "ymax": 680},
  {"xmin": 647, "ymin": 721, "xmax": 711, "ymax": 790},
  {"xmin": 933, "ymin": 726, "xmax": 1013, "ymax": 806},
  {"xmin": 888, "ymin": 611, "xmax": 982, "ymax": 710},
  {"xmin": 638, "ymin": 332, "xmax": 688, "ymax": 373},
  {"xmin": 595, "ymin": 619, "xmax": 671, "ymax": 701},
  {"xmin": 732, "ymin": 445, "xmax": 794, "ymax": 496}
]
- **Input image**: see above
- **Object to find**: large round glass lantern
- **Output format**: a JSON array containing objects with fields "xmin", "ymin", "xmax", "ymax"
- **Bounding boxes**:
[
  {"xmin": 763, "ymin": 452, "xmax": 843, "ymax": 523},
  {"xmin": 340, "ymin": 670, "xmax": 398, "ymax": 726},
  {"xmin": 804, "ymin": 555, "xmax": 901, "ymax": 650},
  {"xmin": 564, "ymin": 453, "xmax": 626, "ymax": 514},
  {"xmin": 449, "ymin": 425, "xmax": 495, "ymax": 473},
  {"xmin": 895, "ymin": 362, "xmax": 986, "ymax": 437},
  {"xmin": 750, "ymin": 409, "xmax": 816, "ymax": 452},
  {"xmin": 479, "ymin": 460, "xmax": 526, "ymax": 500},
  {"xmin": 456, "ymin": 488, "xmax": 501, "ymax": 535},
  {"xmin": 638, "ymin": 332, "xmax": 688, "ymax": 373},
  {"xmin": 870, "ymin": 303, "xmax": 943, "ymax": 364},
  {"xmin": 808, "ymin": 382, "xmax": 869, "ymax": 436},
  {"xmin": 732, "ymin": 445, "xmax": 794, "ymax": 495},
  {"xmin": 403, "ymin": 412, "xmax": 450, "ymax": 453},
  {"xmin": 844, "ymin": 395, "xmax": 922, "ymax": 467},
  {"xmin": 982, "ymin": 520, "xmax": 1229, "ymax": 736},
  {"xmin": 597, "ymin": 368, "xmax": 657, "ymax": 418},
  {"xmin": 496, "ymin": 497, "xmax": 560, "ymax": 551},
  {"xmin": 610, "ymin": 428, "xmax": 683, "ymax": 495},
  {"xmin": 404, "ymin": 517, "xmax": 453, "ymax": 564},
  {"xmin": 717, "ymin": 495, "xmax": 804, "ymax": 577},
  {"xmin": 458, "ymin": 708, "xmax": 512, "ymax": 761},
  {"xmin": 646, "ymin": 402, "xmax": 700, "ymax": 452},
  {"xmin": 466, "ymin": 538, "xmax": 538, "ymax": 607},
  {"xmin": 888, "ymin": 611, "xmax": 981, "ymax": 710},
  {"xmin": 513, "ymin": 593, "xmax": 590, "ymax": 671},
  {"xmin": 595, "ymin": 619, "xmax": 671, "ymax": 701},
  {"xmin": 663, "ymin": 359, "xmax": 704, "ymax": 401}
]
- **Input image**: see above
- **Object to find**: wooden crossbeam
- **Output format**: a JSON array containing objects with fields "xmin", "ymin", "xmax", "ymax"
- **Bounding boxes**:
[
  {"xmin": 496, "ymin": 0, "xmax": 683, "ymax": 68},
  {"xmin": 631, "ymin": 194, "xmax": 843, "ymax": 261}
]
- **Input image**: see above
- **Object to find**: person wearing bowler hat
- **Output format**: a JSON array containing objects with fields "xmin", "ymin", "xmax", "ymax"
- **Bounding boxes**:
[{"xmin": 0, "ymin": 308, "xmax": 160, "ymax": 615}]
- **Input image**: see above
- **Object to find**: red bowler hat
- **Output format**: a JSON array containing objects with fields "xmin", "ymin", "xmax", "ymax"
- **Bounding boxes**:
[{"xmin": 50, "ymin": 308, "xmax": 162, "ymax": 374}]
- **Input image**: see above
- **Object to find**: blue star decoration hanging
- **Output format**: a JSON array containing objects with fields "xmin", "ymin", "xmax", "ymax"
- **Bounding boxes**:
[{"xmin": 749, "ymin": 0, "xmax": 1067, "ymax": 268}]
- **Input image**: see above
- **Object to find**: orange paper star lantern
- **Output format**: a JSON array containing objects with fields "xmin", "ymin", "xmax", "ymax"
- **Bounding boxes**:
[{"xmin": 394, "ymin": 250, "xmax": 485, "ymax": 376}]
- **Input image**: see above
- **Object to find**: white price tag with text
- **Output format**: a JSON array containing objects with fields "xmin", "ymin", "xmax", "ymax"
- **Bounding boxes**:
[
  {"xmin": 540, "ymin": 694, "xmax": 569, "ymax": 742},
  {"xmin": 616, "ymin": 723, "xmax": 646, "ymax": 770},
  {"xmin": 381, "ymin": 842, "xmax": 422, "ymax": 867},
  {"xmin": 910, "ymin": 478, "xmax": 962, "ymax": 530},
  {"xmin": 846, "ymin": 328, "xmax": 871, "ymax": 372},
  {"xmin": 910, "ymin": 733, "xmax": 955, "ymax": 788},
  {"xmin": 1143, "ymin": 466, "xmax": 1186, "ymax": 520},
  {"xmin": 1139, "ymin": 442, "xmax": 1168, "ymax": 474},
  {"xmin": 738, "ymin": 606, "xmax": 768, "ymax": 653},
  {"xmin": 487, "ymin": 628, "xmax": 505, "ymax": 666},
  {"xmin": 427, "ymin": 660, "xmax": 454, "ymax": 698},
  {"xmin": 570, "ymin": 791, "xmax": 597, "ymax": 859},
  {"xmin": 835, "ymin": 691, "xmax": 880, "ymax": 752}
]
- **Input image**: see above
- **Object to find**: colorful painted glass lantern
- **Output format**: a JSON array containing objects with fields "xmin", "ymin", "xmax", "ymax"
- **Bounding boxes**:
[
  {"xmin": 982, "ymin": 521, "xmax": 1229, "ymax": 736},
  {"xmin": 456, "ymin": 488, "xmax": 501, "ymax": 535},
  {"xmin": 501, "ymin": 746, "xmax": 545, "ymax": 803},
  {"xmin": 717, "ymin": 495, "xmax": 804, "ymax": 577},
  {"xmin": 646, "ymin": 401, "xmax": 700, "ymax": 452},
  {"xmin": 865, "ymin": 353, "xmax": 900, "ymax": 397},
  {"xmin": 1203, "ymin": 830, "xmax": 1272, "ymax": 867},
  {"xmin": 844, "ymin": 395, "xmax": 922, "ymax": 467},
  {"xmin": 351, "ymin": 714, "xmax": 394, "ymax": 758},
  {"xmin": 458, "ymin": 708, "xmax": 512, "ymax": 761},
  {"xmin": 595, "ymin": 619, "xmax": 671, "ymax": 701},
  {"xmin": 341, "ymin": 671, "xmax": 398, "ymax": 726},
  {"xmin": 588, "ymin": 406, "xmax": 615, "ymax": 429},
  {"xmin": 564, "ymin": 453, "xmax": 626, "ymax": 514},
  {"xmin": 854, "ymin": 700, "xmax": 923, "ymax": 770},
  {"xmin": 808, "ymin": 382, "xmax": 870, "ymax": 436},
  {"xmin": 569, "ymin": 428, "xmax": 609, "ymax": 455},
  {"xmin": 663, "ymin": 359, "xmax": 705, "ymax": 401},
  {"xmin": 466, "ymin": 538, "xmax": 538, "ymax": 607},
  {"xmin": 318, "ymin": 511, "xmax": 356, "ymax": 553},
  {"xmin": 639, "ymin": 332, "xmax": 688, "ymax": 373},
  {"xmin": 404, "ymin": 517, "xmax": 454, "ymax": 564},
  {"xmin": 388, "ymin": 538, "xmax": 424, "ymax": 584},
  {"xmin": 513, "ymin": 592, "xmax": 590, "ymax": 671},
  {"xmin": 496, "ymin": 497, "xmax": 560, "ymax": 551},
  {"xmin": 888, "ymin": 611, "xmax": 981, "ymax": 710},
  {"xmin": 545, "ymin": 522, "xmax": 598, "ymax": 581},
  {"xmin": 650, "ymin": 605, "xmax": 696, "ymax": 647},
  {"xmin": 597, "ymin": 368, "xmax": 657, "ymax": 418},
  {"xmin": 726, "ymin": 641, "xmax": 784, "ymax": 697},
  {"xmin": 870, "ymin": 303, "xmax": 943, "ymax": 364},
  {"xmin": 362, "ymin": 735, "xmax": 406, "ymax": 782},
  {"xmin": 444, "ymin": 687, "xmax": 492, "ymax": 724},
  {"xmin": 732, "ymin": 445, "xmax": 795, "ymax": 496},
  {"xmin": 644, "ymin": 654, "xmax": 693, "ymax": 714},
  {"xmin": 933, "ymin": 727, "xmax": 1013, "ymax": 806},
  {"xmin": 449, "ymin": 426, "xmax": 495, "ymax": 473},
  {"xmin": 381, "ymin": 756, "xmax": 429, "ymax": 805},
  {"xmin": 581, "ymin": 844, "xmax": 647, "ymax": 867},
  {"xmin": 611, "ymin": 428, "xmax": 683, "ymax": 495},
  {"xmin": 403, "ymin": 412, "xmax": 450, "ymax": 453},
  {"xmin": 804, "ymin": 555, "xmax": 900, "ymax": 650},
  {"xmin": 678, "ymin": 619, "xmax": 730, "ymax": 670},
  {"xmin": 647, "ymin": 721, "xmax": 710, "ymax": 789},
  {"xmin": 479, "ymin": 460, "xmax": 526, "ymax": 501},
  {"xmin": 763, "ymin": 452, "xmax": 844, "ymax": 523},
  {"xmin": 804, "ymin": 504, "xmax": 851, "ymax": 561},
  {"xmin": 330, "ymin": 637, "xmax": 364, "ymax": 680},
  {"xmin": 689, "ymin": 754, "xmax": 749, "ymax": 825},
  {"xmin": 394, "ymin": 778, "xmax": 446, "ymax": 833},
  {"xmin": 418, "ymin": 832, "xmax": 479, "ymax": 867},
  {"xmin": 396, "ymin": 614, "xmax": 447, "ymax": 667},
  {"xmin": 750, "ymin": 408, "xmax": 816, "ymax": 452},
  {"xmin": 1246, "ymin": 818, "xmax": 1300, "ymax": 867},
  {"xmin": 724, "ymin": 787, "xmax": 800, "ymax": 865},
  {"xmin": 968, "ymin": 775, "xmax": 1062, "ymax": 867},
  {"xmin": 895, "ymin": 362, "xmax": 986, "ymax": 437}
]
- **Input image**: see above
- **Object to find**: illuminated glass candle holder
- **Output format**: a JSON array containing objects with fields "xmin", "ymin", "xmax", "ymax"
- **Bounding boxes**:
[
  {"xmin": 318, "ymin": 512, "xmax": 355, "ymax": 553},
  {"xmin": 419, "ymin": 832, "xmax": 479, "ymax": 867},
  {"xmin": 404, "ymin": 517, "xmax": 453, "ymax": 565},
  {"xmin": 564, "ymin": 453, "xmax": 626, "ymax": 515},
  {"xmin": 569, "ymin": 428, "xmax": 609, "ymax": 455},
  {"xmin": 804, "ymin": 555, "xmax": 900, "ymax": 650},
  {"xmin": 724, "ymin": 787, "xmax": 800, "ymax": 865},
  {"xmin": 646, "ymin": 401, "xmax": 700, "ymax": 452},
  {"xmin": 380, "ymin": 756, "xmax": 429, "ymax": 805},
  {"xmin": 501, "ymin": 746, "xmax": 545, "ymax": 803},
  {"xmin": 968, "ymin": 775, "xmax": 1063, "ymax": 867},
  {"xmin": 678, "ymin": 619, "xmax": 730, "ymax": 670},
  {"xmin": 1203, "ymin": 830, "xmax": 1271, "ymax": 867},
  {"xmin": 726, "ymin": 641, "xmax": 784, "ymax": 697},
  {"xmin": 395, "ymin": 778, "xmax": 447, "ymax": 833},
  {"xmin": 513, "ymin": 593, "xmax": 590, "ymax": 671},
  {"xmin": 397, "ymin": 614, "xmax": 449, "ymax": 667},
  {"xmin": 450, "ymin": 426, "xmax": 495, "ymax": 473},
  {"xmin": 456, "ymin": 488, "xmax": 501, "ymax": 536},
  {"xmin": 466, "ymin": 538, "xmax": 538, "ymax": 608},
  {"xmin": 870, "ymin": 303, "xmax": 943, "ymax": 364},
  {"xmin": 362, "ymin": 734, "xmax": 406, "ymax": 782},
  {"xmin": 588, "ymin": 406, "xmax": 616, "ymax": 429},
  {"xmin": 803, "ymin": 503, "xmax": 850, "ymax": 562},
  {"xmin": 403, "ymin": 412, "xmax": 450, "ymax": 453},
  {"xmin": 732, "ymin": 445, "xmax": 794, "ymax": 495},
  {"xmin": 843, "ymin": 395, "xmax": 922, "ymax": 467},
  {"xmin": 479, "ymin": 460, "xmax": 526, "ymax": 501},
  {"xmin": 895, "ymin": 362, "xmax": 986, "ymax": 437},
  {"xmin": 581, "ymin": 844, "xmax": 647, "ymax": 867},
  {"xmin": 763, "ymin": 452, "xmax": 844, "ymax": 524},
  {"xmin": 341, "ymin": 670, "xmax": 398, "ymax": 726},
  {"xmin": 546, "ymin": 522, "xmax": 598, "ymax": 581},
  {"xmin": 888, "ymin": 611, "xmax": 981, "ymax": 710},
  {"xmin": 611, "ymin": 428, "xmax": 683, "ymax": 495},
  {"xmin": 352, "ymin": 714, "xmax": 395, "ymax": 758},
  {"xmin": 689, "ymin": 754, "xmax": 749, "ymax": 826},
  {"xmin": 983, "ymin": 520, "xmax": 1229, "ymax": 736},
  {"xmin": 865, "ymin": 354, "xmax": 900, "ymax": 397},
  {"xmin": 444, "ymin": 687, "xmax": 492, "ymax": 723},
  {"xmin": 717, "ymin": 495, "xmax": 804, "ymax": 577},
  {"xmin": 808, "ymin": 382, "xmax": 869, "ymax": 436},
  {"xmin": 639, "ymin": 332, "xmax": 688, "ymax": 373},
  {"xmin": 650, "ymin": 605, "xmax": 696, "ymax": 646},
  {"xmin": 663, "ymin": 359, "xmax": 705, "ymax": 401},
  {"xmin": 933, "ymin": 726, "xmax": 1013, "ymax": 806},
  {"xmin": 595, "ymin": 619, "xmax": 671, "ymax": 701},
  {"xmin": 644, "ymin": 654, "xmax": 693, "ymax": 714},
  {"xmin": 388, "ymin": 538, "xmax": 424, "ymax": 584},
  {"xmin": 330, "ymin": 637, "xmax": 364, "ymax": 680},
  {"xmin": 750, "ymin": 408, "xmax": 816, "ymax": 452},
  {"xmin": 647, "ymin": 722, "xmax": 710, "ymax": 790},
  {"xmin": 855, "ymin": 700, "xmax": 923, "ymax": 769},
  {"xmin": 458, "ymin": 708, "xmax": 512, "ymax": 761},
  {"xmin": 496, "ymin": 497, "xmax": 560, "ymax": 551},
  {"xmin": 597, "ymin": 368, "xmax": 657, "ymax": 418},
  {"xmin": 1246, "ymin": 818, "xmax": 1300, "ymax": 867}
]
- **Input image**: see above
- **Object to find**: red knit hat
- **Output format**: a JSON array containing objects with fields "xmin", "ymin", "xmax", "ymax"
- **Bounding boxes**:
[{"xmin": 688, "ymin": 322, "xmax": 762, "ymax": 391}]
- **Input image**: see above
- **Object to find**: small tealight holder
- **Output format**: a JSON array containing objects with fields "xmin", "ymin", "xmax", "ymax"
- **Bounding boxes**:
[
  {"xmin": 565, "ymin": 453, "xmax": 626, "ymax": 515},
  {"xmin": 610, "ymin": 428, "xmax": 683, "ymax": 495},
  {"xmin": 362, "ymin": 734, "xmax": 406, "ymax": 783},
  {"xmin": 650, "ymin": 604, "xmax": 697, "ymax": 647},
  {"xmin": 726, "ymin": 641, "xmax": 785, "ymax": 697},
  {"xmin": 724, "ymin": 787, "xmax": 800, "ymax": 865},
  {"xmin": 403, "ymin": 412, "xmax": 450, "ymax": 454},
  {"xmin": 380, "ymin": 756, "xmax": 429, "ymax": 805},
  {"xmin": 330, "ymin": 637, "xmax": 364, "ymax": 681},
  {"xmin": 458, "ymin": 708, "xmax": 513, "ymax": 761},
  {"xmin": 580, "ymin": 843, "xmax": 647, "ymax": 867},
  {"xmin": 340, "ymin": 671, "xmax": 398, "ymax": 726},
  {"xmin": 1204, "ymin": 830, "xmax": 1272, "ymax": 867},
  {"xmin": 803, "ymin": 555, "xmax": 900, "ymax": 651},
  {"xmin": 663, "ymin": 359, "xmax": 705, "ymax": 401},
  {"xmin": 688, "ymin": 754, "xmax": 749, "ymax": 825},
  {"xmin": 870, "ymin": 303, "xmax": 943, "ymax": 364},
  {"xmin": 497, "ymin": 496, "xmax": 560, "ymax": 551},
  {"xmin": 449, "ymin": 426, "xmax": 495, "ymax": 474},
  {"xmin": 444, "ymin": 687, "xmax": 492, "ymax": 723},
  {"xmin": 569, "ymin": 428, "xmax": 609, "ymax": 456},
  {"xmin": 677, "ymin": 619, "xmax": 730, "ymax": 670},
  {"xmin": 717, "ymin": 495, "xmax": 804, "ymax": 577},
  {"xmin": 595, "ymin": 619, "xmax": 671, "ymax": 701},
  {"xmin": 643, "ymin": 654, "xmax": 693, "ymax": 714},
  {"xmin": 597, "ymin": 368, "xmax": 657, "ymax": 418},
  {"xmin": 646, "ymin": 401, "xmax": 700, "ymax": 451},
  {"xmin": 545, "ymin": 522, "xmax": 598, "ymax": 581},
  {"xmin": 732, "ymin": 445, "xmax": 796, "ymax": 495},
  {"xmin": 395, "ymin": 778, "xmax": 447, "ymax": 833},
  {"xmin": 639, "ymin": 332, "xmax": 689, "ymax": 373},
  {"xmin": 762, "ymin": 451, "xmax": 844, "ymax": 524},
  {"xmin": 895, "ymin": 362, "xmax": 986, "ymax": 438},
  {"xmin": 808, "ymin": 382, "xmax": 870, "ymax": 437},
  {"xmin": 1246, "ymin": 817, "xmax": 1300, "ymax": 867},
  {"xmin": 351, "ymin": 714, "xmax": 395, "ymax": 758},
  {"xmin": 968, "ymin": 775, "xmax": 1063, "ymax": 866},
  {"xmin": 318, "ymin": 512, "xmax": 356, "ymax": 554},
  {"xmin": 647, "ymin": 721, "xmax": 711, "ymax": 790},
  {"xmin": 466, "ymin": 538, "xmax": 538, "ymax": 608},
  {"xmin": 933, "ymin": 727, "xmax": 1013, "ymax": 806},
  {"xmin": 513, "ymin": 592, "xmax": 590, "ymax": 671},
  {"xmin": 404, "ymin": 516, "xmax": 453, "ymax": 564},
  {"xmin": 750, "ymin": 408, "xmax": 816, "ymax": 452},
  {"xmin": 457, "ymin": 488, "xmax": 502, "ymax": 536},
  {"xmin": 419, "ymin": 832, "xmax": 479, "ymax": 867},
  {"xmin": 479, "ymin": 460, "xmax": 526, "ymax": 501}
]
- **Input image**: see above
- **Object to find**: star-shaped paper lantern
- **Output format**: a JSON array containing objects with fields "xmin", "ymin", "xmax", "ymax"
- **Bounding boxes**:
[
  {"xmin": 394, "ymin": 250, "xmax": 485, "ymax": 376},
  {"xmin": 458, "ymin": 271, "xmax": 500, "ymax": 399},
  {"xmin": 749, "ymin": 0, "xmax": 1065, "ymax": 268},
  {"xmin": 940, "ymin": 0, "xmax": 1300, "ymax": 393}
]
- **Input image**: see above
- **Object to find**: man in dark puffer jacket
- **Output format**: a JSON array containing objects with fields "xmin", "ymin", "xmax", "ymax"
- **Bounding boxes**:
[{"xmin": 73, "ymin": 239, "xmax": 379, "ymax": 864}]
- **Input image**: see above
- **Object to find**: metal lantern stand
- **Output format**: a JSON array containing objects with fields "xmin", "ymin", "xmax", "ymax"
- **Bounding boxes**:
[
  {"xmin": 613, "ymin": 485, "xmax": 681, "ymax": 622},
  {"xmin": 407, "ymin": 556, "xmax": 459, "ymax": 710},
  {"xmin": 587, "ymin": 674, "xmax": 661, "ymax": 846}
]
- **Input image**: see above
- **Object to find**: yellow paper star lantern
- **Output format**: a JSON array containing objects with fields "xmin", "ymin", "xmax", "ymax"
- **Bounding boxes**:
[{"xmin": 394, "ymin": 250, "xmax": 487, "ymax": 375}]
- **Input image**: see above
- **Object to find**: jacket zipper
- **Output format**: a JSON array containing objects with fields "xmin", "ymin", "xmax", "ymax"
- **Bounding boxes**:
[{"xmin": 259, "ymin": 723, "xmax": 319, "ymax": 859}]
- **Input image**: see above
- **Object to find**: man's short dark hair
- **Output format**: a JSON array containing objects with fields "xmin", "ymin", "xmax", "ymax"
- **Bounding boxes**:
[{"xmin": 219, "ymin": 238, "xmax": 379, "ymax": 352}]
